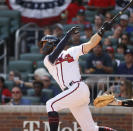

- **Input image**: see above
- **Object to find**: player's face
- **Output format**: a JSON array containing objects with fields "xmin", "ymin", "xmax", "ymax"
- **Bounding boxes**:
[{"xmin": 39, "ymin": 41, "xmax": 54, "ymax": 55}]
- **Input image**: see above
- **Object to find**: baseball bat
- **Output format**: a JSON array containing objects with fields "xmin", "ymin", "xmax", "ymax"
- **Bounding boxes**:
[{"xmin": 110, "ymin": 0, "xmax": 133, "ymax": 23}]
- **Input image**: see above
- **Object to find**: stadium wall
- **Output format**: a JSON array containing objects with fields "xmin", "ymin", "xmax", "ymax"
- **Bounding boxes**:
[{"xmin": 0, "ymin": 106, "xmax": 132, "ymax": 131}]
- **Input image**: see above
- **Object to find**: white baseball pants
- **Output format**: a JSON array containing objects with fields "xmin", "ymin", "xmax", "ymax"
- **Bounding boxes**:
[{"xmin": 46, "ymin": 82, "xmax": 98, "ymax": 131}]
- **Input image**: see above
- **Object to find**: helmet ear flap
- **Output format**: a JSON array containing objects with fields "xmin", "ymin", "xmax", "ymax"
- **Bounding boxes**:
[{"xmin": 53, "ymin": 39, "xmax": 60, "ymax": 46}]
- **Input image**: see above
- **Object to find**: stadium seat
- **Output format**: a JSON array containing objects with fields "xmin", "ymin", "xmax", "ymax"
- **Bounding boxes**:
[
  {"xmin": 30, "ymin": 45, "xmax": 39, "ymax": 53},
  {"xmin": 27, "ymin": 88, "xmax": 35, "ymax": 96},
  {"xmin": 22, "ymin": 96, "xmax": 40, "ymax": 105},
  {"xmin": 112, "ymin": 45, "xmax": 117, "ymax": 51},
  {"xmin": 5, "ymin": 80, "xmax": 15, "ymax": 91},
  {"xmin": 127, "ymin": 45, "xmax": 133, "ymax": 50},
  {"xmin": 20, "ymin": 53, "xmax": 44, "ymax": 63},
  {"xmin": 79, "ymin": 60, "xmax": 86, "ymax": 73},
  {"xmin": 36, "ymin": 61, "xmax": 46, "ymax": 69},
  {"xmin": 8, "ymin": 60, "xmax": 33, "ymax": 81},
  {"xmin": 104, "ymin": 31, "xmax": 113, "ymax": 38},
  {"xmin": 0, "ymin": 17, "xmax": 10, "ymax": 40},
  {"xmin": 85, "ymin": 10, "xmax": 97, "ymax": 17},
  {"xmin": 0, "ymin": 10, "xmax": 21, "ymax": 33},
  {"xmin": 115, "ymin": 53, "xmax": 124, "ymax": 61},
  {"xmin": 79, "ymin": 53, "xmax": 91, "ymax": 61},
  {"xmin": 42, "ymin": 89, "xmax": 54, "ymax": 100},
  {"xmin": 110, "ymin": 38, "xmax": 118, "ymax": 45},
  {"xmin": 27, "ymin": 88, "xmax": 54, "ymax": 100},
  {"xmin": 85, "ymin": 10, "xmax": 97, "ymax": 23}
]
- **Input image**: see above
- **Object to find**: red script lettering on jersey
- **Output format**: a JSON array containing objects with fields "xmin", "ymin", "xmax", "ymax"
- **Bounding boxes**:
[{"xmin": 55, "ymin": 54, "xmax": 74, "ymax": 65}]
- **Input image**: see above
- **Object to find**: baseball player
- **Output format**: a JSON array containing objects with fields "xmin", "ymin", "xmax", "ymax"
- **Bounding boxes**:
[{"xmin": 38, "ymin": 22, "xmax": 117, "ymax": 131}]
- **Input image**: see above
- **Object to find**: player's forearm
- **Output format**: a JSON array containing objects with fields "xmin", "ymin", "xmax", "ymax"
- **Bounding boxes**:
[
  {"xmin": 83, "ymin": 33, "xmax": 102, "ymax": 54},
  {"xmin": 49, "ymin": 32, "xmax": 71, "ymax": 64}
]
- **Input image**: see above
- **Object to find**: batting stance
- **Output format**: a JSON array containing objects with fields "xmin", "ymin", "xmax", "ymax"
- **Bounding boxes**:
[{"xmin": 38, "ymin": 22, "xmax": 117, "ymax": 131}]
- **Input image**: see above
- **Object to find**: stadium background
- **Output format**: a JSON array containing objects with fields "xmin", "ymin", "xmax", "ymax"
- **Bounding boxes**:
[{"xmin": 0, "ymin": 0, "xmax": 133, "ymax": 131}]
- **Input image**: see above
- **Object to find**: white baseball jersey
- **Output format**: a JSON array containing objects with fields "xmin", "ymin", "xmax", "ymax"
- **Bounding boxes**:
[
  {"xmin": 44, "ymin": 44, "xmax": 99, "ymax": 131},
  {"xmin": 44, "ymin": 44, "xmax": 84, "ymax": 90}
]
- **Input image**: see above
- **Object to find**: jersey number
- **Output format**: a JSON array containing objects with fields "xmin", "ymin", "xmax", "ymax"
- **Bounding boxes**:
[{"xmin": 55, "ymin": 54, "xmax": 74, "ymax": 65}]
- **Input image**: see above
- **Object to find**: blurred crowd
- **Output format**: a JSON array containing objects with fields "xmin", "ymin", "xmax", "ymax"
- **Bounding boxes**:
[{"xmin": 0, "ymin": 0, "xmax": 133, "ymax": 105}]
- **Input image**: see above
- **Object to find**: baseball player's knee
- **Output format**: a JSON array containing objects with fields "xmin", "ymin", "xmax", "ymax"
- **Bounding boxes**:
[{"xmin": 46, "ymin": 99, "xmax": 53, "ymax": 112}]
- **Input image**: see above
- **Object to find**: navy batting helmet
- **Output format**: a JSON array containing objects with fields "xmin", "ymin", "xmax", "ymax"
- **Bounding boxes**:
[{"xmin": 38, "ymin": 35, "xmax": 60, "ymax": 55}]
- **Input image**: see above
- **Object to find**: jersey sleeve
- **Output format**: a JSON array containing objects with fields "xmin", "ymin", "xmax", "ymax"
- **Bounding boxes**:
[
  {"xmin": 44, "ymin": 55, "xmax": 53, "ymax": 68},
  {"xmin": 66, "ymin": 45, "xmax": 84, "ymax": 60}
]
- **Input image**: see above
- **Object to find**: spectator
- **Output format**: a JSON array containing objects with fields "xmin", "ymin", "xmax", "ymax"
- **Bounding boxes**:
[
  {"xmin": 81, "ymin": 24, "xmax": 93, "ymax": 41},
  {"xmin": 44, "ymin": 26, "xmax": 52, "ymax": 36},
  {"xmin": 63, "ymin": 0, "xmax": 85, "ymax": 24},
  {"xmin": 106, "ymin": 46, "xmax": 120, "ymax": 73},
  {"xmin": 85, "ymin": 43, "xmax": 113, "ymax": 74},
  {"xmin": 118, "ymin": 33, "xmax": 131, "ymax": 46},
  {"xmin": 8, "ymin": 71, "xmax": 30, "ymax": 95},
  {"xmin": 34, "ymin": 68, "xmax": 49, "ymax": 81},
  {"xmin": 33, "ymin": 80, "xmax": 43, "ymax": 97},
  {"xmin": 85, "ymin": 43, "xmax": 113, "ymax": 99},
  {"xmin": 103, "ymin": 38, "xmax": 112, "ymax": 47},
  {"xmin": 41, "ymin": 74, "xmax": 61, "ymax": 97},
  {"xmin": 104, "ymin": 12, "xmax": 113, "ymax": 22},
  {"xmin": 8, "ymin": 71, "xmax": 15, "ymax": 81},
  {"xmin": 105, "ymin": 79, "xmax": 133, "ymax": 100},
  {"xmin": 7, "ymin": 86, "xmax": 31, "ymax": 105},
  {"xmin": 108, "ymin": 26, "xmax": 122, "ymax": 40},
  {"xmin": 116, "ymin": 0, "xmax": 133, "ymax": 13},
  {"xmin": 116, "ymin": 44, "xmax": 127, "ymax": 55},
  {"xmin": 92, "ymin": 15, "xmax": 103, "ymax": 33},
  {"xmin": 118, "ymin": 14, "xmax": 133, "ymax": 33},
  {"xmin": 0, "ymin": 76, "xmax": 11, "ymax": 104},
  {"xmin": 53, "ymin": 23, "xmax": 64, "ymax": 39},
  {"xmin": 88, "ymin": 0, "xmax": 115, "ymax": 14},
  {"xmin": 70, "ymin": 9, "xmax": 90, "ymax": 25},
  {"xmin": 119, "ymin": 14, "xmax": 129, "ymax": 31},
  {"xmin": 117, "ymin": 49, "xmax": 133, "ymax": 80},
  {"xmin": 129, "ymin": 12, "xmax": 133, "ymax": 24},
  {"xmin": 32, "ymin": 80, "xmax": 44, "ymax": 104},
  {"xmin": 117, "ymin": 80, "xmax": 133, "ymax": 100}
]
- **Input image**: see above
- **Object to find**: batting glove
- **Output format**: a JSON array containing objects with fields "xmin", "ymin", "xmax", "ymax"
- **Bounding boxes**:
[{"xmin": 98, "ymin": 21, "xmax": 112, "ymax": 37}]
